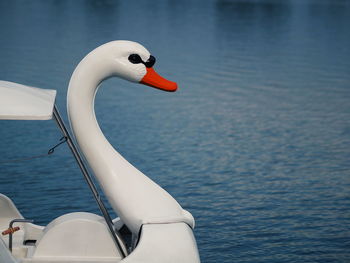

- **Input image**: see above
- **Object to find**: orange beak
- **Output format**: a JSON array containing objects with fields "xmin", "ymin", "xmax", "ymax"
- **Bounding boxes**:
[{"xmin": 140, "ymin": 67, "xmax": 178, "ymax": 92}]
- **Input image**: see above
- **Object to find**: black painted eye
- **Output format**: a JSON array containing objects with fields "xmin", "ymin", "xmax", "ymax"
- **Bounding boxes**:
[
  {"xmin": 144, "ymin": 55, "xmax": 156, "ymax": 68},
  {"xmin": 128, "ymin": 54, "xmax": 156, "ymax": 68},
  {"xmin": 128, "ymin": 54, "xmax": 143, "ymax": 64}
]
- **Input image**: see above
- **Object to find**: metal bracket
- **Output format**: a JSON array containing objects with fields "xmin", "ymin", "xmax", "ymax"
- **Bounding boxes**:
[{"xmin": 2, "ymin": 219, "xmax": 34, "ymax": 252}]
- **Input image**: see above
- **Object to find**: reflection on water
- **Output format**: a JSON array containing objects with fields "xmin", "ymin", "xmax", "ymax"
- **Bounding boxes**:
[{"xmin": 1, "ymin": 1, "xmax": 350, "ymax": 262}]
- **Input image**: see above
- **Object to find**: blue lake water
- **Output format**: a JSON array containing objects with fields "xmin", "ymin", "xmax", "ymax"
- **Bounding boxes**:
[{"xmin": 1, "ymin": 0, "xmax": 350, "ymax": 262}]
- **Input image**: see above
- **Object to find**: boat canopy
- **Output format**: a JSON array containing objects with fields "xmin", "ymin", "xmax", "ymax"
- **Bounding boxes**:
[{"xmin": 0, "ymin": 81, "xmax": 56, "ymax": 120}]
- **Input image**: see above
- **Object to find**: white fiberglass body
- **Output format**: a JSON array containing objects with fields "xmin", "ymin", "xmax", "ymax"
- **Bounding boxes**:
[{"xmin": 0, "ymin": 41, "xmax": 200, "ymax": 263}]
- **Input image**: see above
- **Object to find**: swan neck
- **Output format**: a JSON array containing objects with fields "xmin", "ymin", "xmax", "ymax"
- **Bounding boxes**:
[
  {"xmin": 67, "ymin": 53, "xmax": 115, "ymax": 163},
  {"xmin": 66, "ymin": 44, "xmax": 194, "ymax": 235}
]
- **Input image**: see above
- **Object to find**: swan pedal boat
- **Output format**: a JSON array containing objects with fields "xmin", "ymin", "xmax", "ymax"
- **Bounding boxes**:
[{"xmin": 0, "ymin": 41, "xmax": 200, "ymax": 263}]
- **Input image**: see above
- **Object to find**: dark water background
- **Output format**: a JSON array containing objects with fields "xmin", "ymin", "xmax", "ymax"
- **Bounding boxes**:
[{"xmin": 1, "ymin": 0, "xmax": 350, "ymax": 262}]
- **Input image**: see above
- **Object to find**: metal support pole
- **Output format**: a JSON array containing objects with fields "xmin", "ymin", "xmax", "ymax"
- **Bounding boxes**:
[{"xmin": 52, "ymin": 105, "xmax": 128, "ymax": 257}]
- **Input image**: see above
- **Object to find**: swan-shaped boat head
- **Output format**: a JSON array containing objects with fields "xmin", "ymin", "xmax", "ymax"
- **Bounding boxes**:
[
  {"xmin": 68, "ymin": 40, "xmax": 195, "ymax": 234},
  {"xmin": 0, "ymin": 40, "xmax": 200, "ymax": 263}
]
